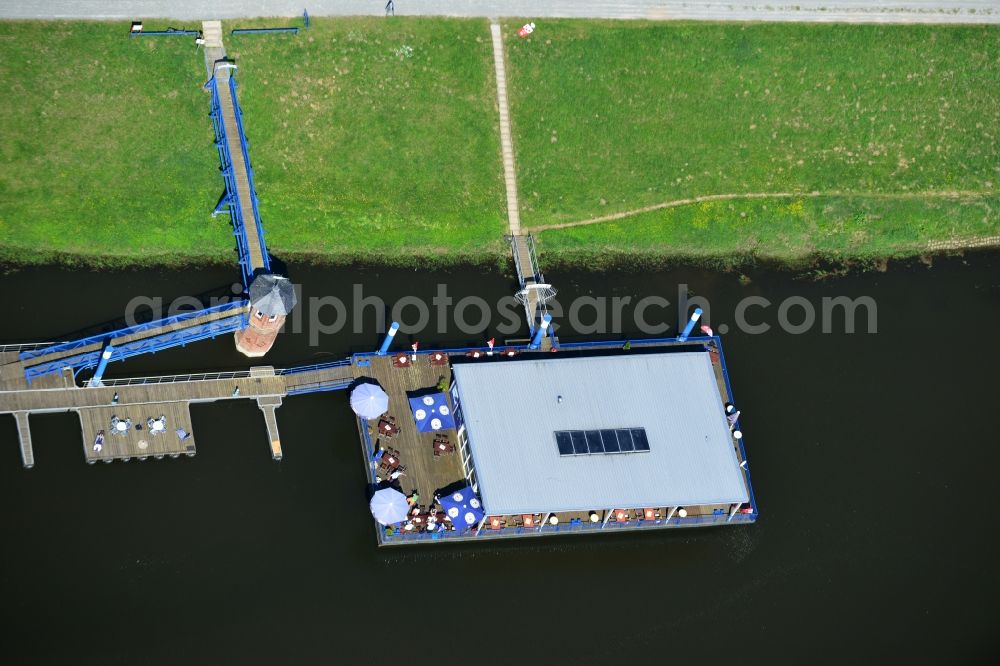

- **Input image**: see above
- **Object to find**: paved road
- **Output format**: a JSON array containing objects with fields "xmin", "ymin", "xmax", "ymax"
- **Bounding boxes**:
[{"xmin": 2, "ymin": 1, "xmax": 998, "ymax": 24}]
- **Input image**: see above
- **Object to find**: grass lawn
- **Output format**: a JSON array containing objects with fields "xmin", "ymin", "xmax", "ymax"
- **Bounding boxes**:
[
  {"xmin": 504, "ymin": 21, "xmax": 1000, "ymax": 262},
  {"xmin": 0, "ymin": 18, "xmax": 506, "ymax": 268},
  {"xmin": 1, "ymin": 19, "xmax": 997, "ymax": 270},
  {"xmin": 0, "ymin": 21, "xmax": 228, "ymax": 266},
  {"xmin": 229, "ymin": 17, "xmax": 506, "ymax": 262}
]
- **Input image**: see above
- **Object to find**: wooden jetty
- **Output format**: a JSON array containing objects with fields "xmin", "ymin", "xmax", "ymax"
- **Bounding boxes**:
[{"xmin": 0, "ymin": 362, "xmax": 353, "ymax": 467}]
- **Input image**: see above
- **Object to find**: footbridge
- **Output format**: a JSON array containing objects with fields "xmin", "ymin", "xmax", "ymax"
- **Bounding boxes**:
[
  {"xmin": 0, "ymin": 301, "xmax": 250, "ymax": 389},
  {"xmin": 207, "ymin": 63, "xmax": 271, "ymax": 286},
  {"xmin": 510, "ymin": 234, "xmax": 557, "ymax": 349},
  {"xmin": 0, "ymin": 357, "xmax": 355, "ymax": 466}
]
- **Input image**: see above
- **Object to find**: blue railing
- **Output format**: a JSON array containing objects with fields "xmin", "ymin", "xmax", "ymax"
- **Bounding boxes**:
[
  {"xmin": 714, "ymin": 335, "xmax": 758, "ymax": 517},
  {"xmin": 228, "ymin": 76, "xmax": 271, "ymax": 276},
  {"xmin": 19, "ymin": 300, "xmax": 249, "ymax": 363},
  {"xmin": 207, "ymin": 76, "xmax": 253, "ymax": 286},
  {"xmin": 352, "ymin": 334, "xmax": 713, "ymax": 364},
  {"xmin": 130, "ymin": 29, "xmax": 199, "ymax": 39},
  {"xmin": 206, "ymin": 74, "xmax": 270, "ymax": 287},
  {"xmin": 231, "ymin": 27, "xmax": 299, "ymax": 36},
  {"xmin": 277, "ymin": 358, "xmax": 352, "ymax": 375},
  {"xmin": 23, "ymin": 310, "xmax": 249, "ymax": 382},
  {"xmin": 286, "ymin": 378, "xmax": 353, "ymax": 395},
  {"xmin": 380, "ymin": 511, "xmax": 755, "ymax": 544}
]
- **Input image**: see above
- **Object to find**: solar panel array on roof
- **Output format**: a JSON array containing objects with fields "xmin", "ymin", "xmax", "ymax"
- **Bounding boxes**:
[{"xmin": 554, "ymin": 428, "xmax": 650, "ymax": 456}]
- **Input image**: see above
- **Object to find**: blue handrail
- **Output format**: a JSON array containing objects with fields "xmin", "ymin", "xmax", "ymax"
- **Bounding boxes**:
[
  {"xmin": 19, "ymin": 300, "xmax": 249, "ymax": 362},
  {"xmin": 228, "ymin": 76, "xmax": 271, "ymax": 274},
  {"xmin": 231, "ymin": 27, "xmax": 299, "ymax": 36},
  {"xmin": 23, "ymin": 310, "xmax": 248, "ymax": 382},
  {"xmin": 278, "ymin": 358, "xmax": 352, "ymax": 375}
]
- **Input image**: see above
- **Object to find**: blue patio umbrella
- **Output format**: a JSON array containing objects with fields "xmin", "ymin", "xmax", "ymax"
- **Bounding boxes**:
[
  {"xmin": 369, "ymin": 487, "xmax": 410, "ymax": 525},
  {"xmin": 351, "ymin": 383, "xmax": 389, "ymax": 420},
  {"xmin": 407, "ymin": 392, "xmax": 456, "ymax": 432},
  {"xmin": 439, "ymin": 486, "xmax": 485, "ymax": 530}
]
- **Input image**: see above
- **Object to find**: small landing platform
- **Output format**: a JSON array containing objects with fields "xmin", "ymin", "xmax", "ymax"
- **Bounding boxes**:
[{"xmin": 79, "ymin": 402, "xmax": 196, "ymax": 463}]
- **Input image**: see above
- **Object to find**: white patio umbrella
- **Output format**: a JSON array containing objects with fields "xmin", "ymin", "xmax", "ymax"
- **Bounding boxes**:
[
  {"xmin": 350, "ymin": 383, "xmax": 389, "ymax": 420},
  {"xmin": 369, "ymin": 488, "xmax": 410, "ymax": 525}
]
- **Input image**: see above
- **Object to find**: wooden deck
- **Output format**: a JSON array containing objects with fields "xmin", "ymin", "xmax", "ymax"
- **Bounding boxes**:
[
  {"xmin": 352, "ymin": 356, "xmax": 466, "ymax": 505},
  {"xmin": 0, "ymin": 370, "xmax": 289, "ymax": 465},
  {"xmin": 80, "ymin": 402, "xmax": 195, "ymax": 463}
]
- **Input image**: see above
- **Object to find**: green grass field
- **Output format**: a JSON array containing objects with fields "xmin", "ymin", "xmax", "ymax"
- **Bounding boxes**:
[
  {"xmin": 227, "ymin": 17, "xmax": 505, "ymax": 262},
  {"xmin": 0, "ymin": 18, "xmax": 505, "ymax": 267},
  {"xmin": 0, "ymin": 19, "xmax": 997, "ymax": 269},
  {"xmin": 505, "ymin": 21, "xmax": 1000, "ymax": 262},
  {"xmin": 0, "ymin": 21, "xmax": 229, "ymax": 266}
]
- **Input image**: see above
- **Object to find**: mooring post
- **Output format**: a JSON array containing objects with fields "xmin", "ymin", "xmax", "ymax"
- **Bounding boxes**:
[
  {"xmin": 89, "ymin": 343, "xmax": 115, "ymax": 387},
  {"xmin": 678, "ymin": 307, "xmax": 703, "ymax": 342},
  {"xmin": 528, "ymin": 314, "xmax": 552, "ymax": 350},
  {"xmin": 377, "ymin": 321, "xmax": 400, "ymax": 356}
]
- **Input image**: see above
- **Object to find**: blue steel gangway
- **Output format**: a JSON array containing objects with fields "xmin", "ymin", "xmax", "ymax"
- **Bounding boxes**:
[
  {"xmin": 510, "ymin": 234, "xmax": 557, "ymax": 346},
  {"xmin": 0, "ymin": 300, "xmax": 250, "ymax": 387},
  {"xmin": 206, "ymin": 63, "xmax": 271, "ymax": 288}
]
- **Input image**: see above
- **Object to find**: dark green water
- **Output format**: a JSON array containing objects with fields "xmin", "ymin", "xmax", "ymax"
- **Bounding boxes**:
[{"xmin": 1, "ymin": 255, "xmax": 998, "ymax": 664}]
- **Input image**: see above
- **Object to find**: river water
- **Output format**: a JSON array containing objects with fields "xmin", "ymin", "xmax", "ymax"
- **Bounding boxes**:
[{"xmin": 1, "ymin": 255, "xmax": 998, "ymax": 664}]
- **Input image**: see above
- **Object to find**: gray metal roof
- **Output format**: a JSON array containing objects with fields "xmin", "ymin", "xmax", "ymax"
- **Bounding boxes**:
[
  {"xmin": 248, "ymin": 274, "xmax": 296, "ymax": 316},
  {"xmin": 451, "ymin": 352, "xmax": 749, "ymax": 515}
]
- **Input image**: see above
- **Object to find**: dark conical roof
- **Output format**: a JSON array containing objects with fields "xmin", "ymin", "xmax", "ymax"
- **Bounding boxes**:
[{"xmin": 248, "ymin": 274, "xmax": 297, "ymax": 316}]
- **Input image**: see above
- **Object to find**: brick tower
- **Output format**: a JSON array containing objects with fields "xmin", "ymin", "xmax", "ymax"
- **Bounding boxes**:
[{"xmin": 235, "ymin": 274, "xmax": 296, "ymax": 358}]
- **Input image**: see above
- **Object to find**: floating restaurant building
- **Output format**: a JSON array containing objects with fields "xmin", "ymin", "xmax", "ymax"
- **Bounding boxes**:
[{"xmin": 358, "ymin": 337, "xmax": 757, "ymax": 545}]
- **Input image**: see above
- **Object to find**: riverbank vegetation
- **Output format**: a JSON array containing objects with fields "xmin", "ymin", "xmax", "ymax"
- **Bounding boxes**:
[
  {"xmin": 504, "ymin": 21, "xmax": 999, "ymax": 263},
  {"xmin": 1, "ymin": 19, "xmax": 997, "ymax": 270}
]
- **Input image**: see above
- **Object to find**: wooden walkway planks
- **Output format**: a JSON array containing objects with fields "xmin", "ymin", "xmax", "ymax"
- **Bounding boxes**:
[
  {"xmin": 0, "ymin": 374, "xmax": 286, "ymax": 415},
  {"xmin": 216, "ymin": 71, "xmax": 267, "ymax": 272},
  {"xmin": 353, "ymin": 356, "xmax": 466, "ymax": 505},
  {"xmin": 282, "ymin": 365, "xmax": 355, "ymax": 393},
  {"xmin": 490, "ymin": 23, "xmax": 521, "ymax": 236},
  {"xmin": 80, "ymin": 402, "xmax": 195, "ymax": 463}
]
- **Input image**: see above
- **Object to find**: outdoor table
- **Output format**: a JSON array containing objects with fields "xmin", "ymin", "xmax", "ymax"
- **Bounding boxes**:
[
  {"xmin": 489, "ymin": 516, "xmax": 502, "ymax": 530},
  {"xmin": 412, "ymin": 513, "xmax": 430, "ymax": 528},
  {"xmin": 643, "ymin": 508, "xmax": 657, "ymax": 520},
  {"xmin": 522, "ymin": 514, "xmax": 536, "ymax": 528},
  {"xmin": 115, "ymin": 422, "xmax": 128, "ymax": 432},
  {"xmin": 501, "ymin": 348, "xmax": 518, "ymax": 357},
  {"xmin": 381, "ymin": 455, "xmax": 400, "ymax": 471},
  {"xmin": 378, "ymin": 419, "xmax": 399, "ymax": 437},
  {"xmin": 392, "ymin": 353, "xmax": 411, "ymax": 368},
  {"xmin": 615, "ymin": 509, "xmax": 628, "ymax": 522},
  {"xmin": 429, "ymin": 352, "xmax": 448, "ymax": 366},
  {"xmin": 433, "ymin": 438, "xmax": 454, "ymax": 455}
]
